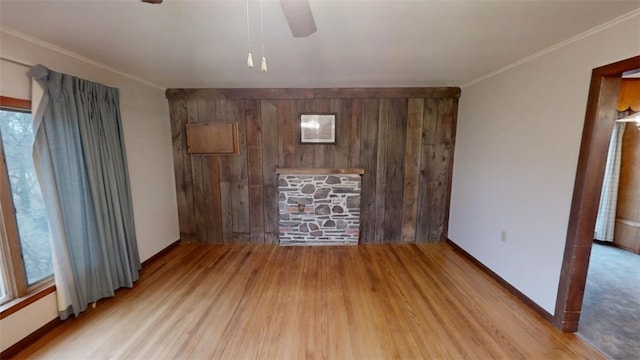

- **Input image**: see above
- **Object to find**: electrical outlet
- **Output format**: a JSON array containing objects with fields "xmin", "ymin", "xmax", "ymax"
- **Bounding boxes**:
[{"xmin": 500, "ymin": 230, "xmax": 507, "ymax": 242}]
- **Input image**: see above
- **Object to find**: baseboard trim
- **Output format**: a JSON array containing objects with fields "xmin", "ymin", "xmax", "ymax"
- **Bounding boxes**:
[
  {"xmin": 594, "ymin": 239, "xmax": 640, "ymax": 255},
  {"xmin": 0, "ymin": 238, "xmax": 181, "ymax": 359},
  {"xmin": 0, "ymin": 317, "xmax": 60, "ymax": 359},
  {"xmin": 446, "ymin": 239, "xmax": 554, "ymax": 323},
  {"xmin": 141, "ymin": 239, "xmax": 181, "ymax": 269}
]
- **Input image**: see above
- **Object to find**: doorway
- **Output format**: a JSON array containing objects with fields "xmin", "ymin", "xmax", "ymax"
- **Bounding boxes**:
[
  {"xmin": 553, "ymin": 55, "xmax": 640, "ymax": 332},
  {"xmin": 579, "ymin": 77, "xmax": 640, "ymax": 359}
]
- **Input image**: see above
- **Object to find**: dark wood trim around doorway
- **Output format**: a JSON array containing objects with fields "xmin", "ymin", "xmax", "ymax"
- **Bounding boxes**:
[{"xmin": 554, "ymin": 55, "xmax": 640, "ymax": 332}]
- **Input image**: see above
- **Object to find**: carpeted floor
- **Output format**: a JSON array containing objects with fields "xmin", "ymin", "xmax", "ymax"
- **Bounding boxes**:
[{"xmin": 579, "ymin": 243, "xmax": 640, "ymax": 360}]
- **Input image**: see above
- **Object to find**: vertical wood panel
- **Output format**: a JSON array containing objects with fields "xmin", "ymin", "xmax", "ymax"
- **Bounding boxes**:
[
  {"xmin": 401, "ymin": 99, "xmax": 424, "ymax": 243},
  {"xmin": 359, "ymin": 99, "xmax": 380, "ymax": 243},
  {"xmin": 168, "ymin": 98, "xmax": 196, "ymax": 242},
  {"xmin": 382, "ymin": 98, "xmax": 407, "ymax": 242},
  {"xmin": 196, "ymin": 99, "xmax": 221, "ymax": 243},
  {"xmin": 208, "ymin": 156, "xmax": 223, "ymax": 242},
  {"xmin": 187, "ymin": 98, "xmax": 207, "ymax": 243},
  {"xmin": 262, "ymin": 100, "xmax": 279, "ymax": 244},
  {"xmin": 350, "ymin": 98, "xmax": 362, "ymax": 168},
  {"xmin": 332, "ymin": 99, "xmax": 352, "ymax": 168},
  {"xmin": 442, "ymin": 99, "xmax": 458, "ymax": 241},
  {"xmin": 431, "ymin": 98, "xmax": 454, "ymax": 242},
  {"xmin": 278, "ymin": 100, "xmax": 296, "ymax": 168},
  {"xmin": 314, "ymin": 99, "xmax": 332, "ymax": 168},
  {"xmin": 374, "ymin": 100, "xmax": 389, "ymax": 243},
  {"xmin": 216, "ymin": 99, "xmax": 234, "ymax": 243},
  {"xmin": 416, "ymin": 99, "xmax": 439, "ymax": 242},
  {"xmin": 228, "ymin": 100, "xmax": 250, "ymax": 242},
  {"xmin": 219, "ymin": 166, "xmax": 233, "ymax": 243},
  {"xmin": 246, "ymin": 100, "xmax": 265, "ymax": 244}
]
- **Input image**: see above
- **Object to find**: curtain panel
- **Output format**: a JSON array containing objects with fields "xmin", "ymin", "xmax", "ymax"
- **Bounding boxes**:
[
  {"xmin": 594, "ymin": 122, "xmax": 626, "ymax": 242},
  {"xmin": 29, "ymin": 65, "xmax": 140, "ymax": 319}
]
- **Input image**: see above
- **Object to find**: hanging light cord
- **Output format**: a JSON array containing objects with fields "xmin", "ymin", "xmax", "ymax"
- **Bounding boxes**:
[
  {"xmin": 260, "ymin": 0, "xmax": 265, "ymax": 59},
  {"xmin": 246, "ymin": 0, "xmax": 251, "ymax": 51},
  {"xmin": 246, "ymin": 0, "xmax": 254, "ymax": 68},
  {"xmin": 260, "ymin": 0, "xmax": 267, "ymax": 72},
  {"xmin": 246, "ymin": 0, "xmax": 266, "ymax": 72}
]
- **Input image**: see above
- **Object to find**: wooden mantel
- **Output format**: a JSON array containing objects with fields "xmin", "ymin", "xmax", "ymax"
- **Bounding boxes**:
[{"xmin": 275, "ymin": 168, "xmax": 365, "ymax": 175}]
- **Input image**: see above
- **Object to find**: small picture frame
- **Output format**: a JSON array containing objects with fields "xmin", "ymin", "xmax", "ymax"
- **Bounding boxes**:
[{"xmin": 300, "ymin": 113, "xmax": 336, "ymax": 144}]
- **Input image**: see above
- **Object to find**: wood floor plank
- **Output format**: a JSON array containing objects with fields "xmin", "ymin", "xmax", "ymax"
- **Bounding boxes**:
[{"xmin": 13, "ymin": 244, "xmax": 605, "ymax": 360}]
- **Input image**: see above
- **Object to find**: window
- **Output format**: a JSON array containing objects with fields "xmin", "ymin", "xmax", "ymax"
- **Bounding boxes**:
[{"xmin": 0, "ymin": 96, "xmax": 53, "ymax": 305}]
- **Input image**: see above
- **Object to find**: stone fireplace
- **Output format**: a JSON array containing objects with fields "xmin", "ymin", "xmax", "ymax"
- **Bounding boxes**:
[{"xmin": 276, "ymin": 168, "xmax": 364, "ymax": 246}]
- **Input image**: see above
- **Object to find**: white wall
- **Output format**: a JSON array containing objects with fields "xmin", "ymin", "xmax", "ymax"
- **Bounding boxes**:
[
  {"xmin": 0, "ymin": 293, "xmax": 58, "ymax": 352},
  {"xmin": 0, "ymin": 31, "xmax": 179, "ymax": 352},
  {"xmin": 0, "ymin": 59, "xmax": 31, "ymax": 99},
  {"xmin": 449, "ymin": 14, "xmax": 640, "ymax": 313}
]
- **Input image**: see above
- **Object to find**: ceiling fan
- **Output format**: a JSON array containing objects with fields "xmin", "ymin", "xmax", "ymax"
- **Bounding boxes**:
[{"xmin": 141, "ymin": 0, "xmax": 317, "ymax": 38}]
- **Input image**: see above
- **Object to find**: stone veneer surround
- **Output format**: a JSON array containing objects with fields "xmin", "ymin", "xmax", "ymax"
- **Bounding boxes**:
[{"xmin": 277, "ymin": 169, "xmax": 364, "ymax": 246}]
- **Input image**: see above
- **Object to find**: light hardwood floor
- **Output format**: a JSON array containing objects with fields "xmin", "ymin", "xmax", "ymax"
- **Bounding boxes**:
[{"xmin": 13, "ymin": 243, "xmax": 604, "ymax": 359}]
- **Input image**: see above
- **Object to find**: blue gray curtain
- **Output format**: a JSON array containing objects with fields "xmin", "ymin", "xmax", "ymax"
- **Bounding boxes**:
[{"xmin": 29, "ymin": 65, "xmax": 140, "ymax": 320}]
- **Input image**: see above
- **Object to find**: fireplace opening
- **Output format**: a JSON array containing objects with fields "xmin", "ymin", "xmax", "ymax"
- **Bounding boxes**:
[{"xmin": 276, "ymin": 168, "xmax": 364, "ymax": 246}]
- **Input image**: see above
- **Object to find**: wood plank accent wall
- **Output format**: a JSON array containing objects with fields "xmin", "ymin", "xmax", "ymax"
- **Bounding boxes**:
[
  {"xmin": 614, "ymin": 122, "xmax": 640, "ymax": 253},
  {"xmin": 166, "ymin": 88, "xmax": 460, "ymax": 244}
]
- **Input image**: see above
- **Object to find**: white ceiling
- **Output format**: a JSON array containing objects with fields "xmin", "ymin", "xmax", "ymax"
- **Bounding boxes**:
[{"xmin": 1, "ymin": 0, "xmax": 639, "ymax": 89}]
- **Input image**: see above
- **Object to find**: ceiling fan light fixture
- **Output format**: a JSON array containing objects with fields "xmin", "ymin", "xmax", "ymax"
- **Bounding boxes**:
[
  {"xmin": 261, "ymin": 57, "xmax": 268, "ymax": 73},
  {"xmin": 247, "ymin": 53, "xmax": 254, "ymax": 69},
  {"xmin": 245, "ymin": 0, "xmax": 277, "ymax": 73}
]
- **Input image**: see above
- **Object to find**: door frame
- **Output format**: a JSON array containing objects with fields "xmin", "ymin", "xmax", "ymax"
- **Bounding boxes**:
[{"xmin": 554, "ymin": 55, "xmax": 639, "ymax": 332}]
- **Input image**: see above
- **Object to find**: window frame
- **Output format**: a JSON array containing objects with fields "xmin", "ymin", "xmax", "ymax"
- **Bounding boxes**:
[
  {"xmin": 0, "ymin": 210, "xmax": 15, "ymax": 304},
  {"xmin": 0, "ymin": 96, "xmax": 53, "ymax": 305}
]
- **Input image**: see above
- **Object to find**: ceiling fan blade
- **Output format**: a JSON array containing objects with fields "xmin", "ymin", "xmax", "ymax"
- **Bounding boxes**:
[
  {"xmin": 279, "ymin": 0, "xmax": 317, "ymax": 38},
  {"xmin": 141, "ymin": 0, "xmax": 163, "ymax": 4}
]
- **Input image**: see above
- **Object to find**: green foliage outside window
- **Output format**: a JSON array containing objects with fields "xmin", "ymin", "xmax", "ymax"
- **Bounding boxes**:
[{"xmin": 0, "ymin": 109, "xmax": 53, "ymax": 284}]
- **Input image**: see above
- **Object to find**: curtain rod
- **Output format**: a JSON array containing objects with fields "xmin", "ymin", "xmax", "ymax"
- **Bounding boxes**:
[{"xmin": 0, "ymin": 56, "xmax": 33, "ymax": 68}]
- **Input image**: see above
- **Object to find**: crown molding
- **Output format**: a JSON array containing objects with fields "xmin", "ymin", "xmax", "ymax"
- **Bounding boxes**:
[
  {"xmin": 0, "ymin": 27, "xmax": 165, "ymax": 90},
  {"xmin": 462, "ymin": 9, "xmax": 640, "ymax": 89}
]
